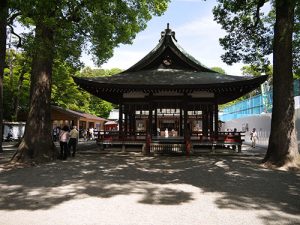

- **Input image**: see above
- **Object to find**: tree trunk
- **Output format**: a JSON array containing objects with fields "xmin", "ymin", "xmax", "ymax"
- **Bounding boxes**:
[
  {"xmin": 11, "ymin": 22, "xmax": 58, "ymax": 163},
  {"xmin": 263, "ymin": 0, "xmax": 300, "ymax": 169},
  {"xmin": 0, "ymin": 0, "xmax": 8, "ymax": 153}
]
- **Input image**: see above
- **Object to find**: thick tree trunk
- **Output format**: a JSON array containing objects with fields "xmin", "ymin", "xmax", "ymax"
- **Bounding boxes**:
[
  {"xmin": 263, "ymin": 0, "xmax": 300, "ymax": 169},
  {"xmin": 11, "ymin": 22, "xmax": 58, "ymax": 163},
  {"xmin": 0, "ymin": 0, "xmax": 8, "ymax": 153}
]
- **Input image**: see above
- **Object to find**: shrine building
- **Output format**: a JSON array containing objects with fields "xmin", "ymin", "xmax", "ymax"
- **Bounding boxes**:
[{"xmin": 73, "ymin": 24, "xmax": 267, "ymax": 154}]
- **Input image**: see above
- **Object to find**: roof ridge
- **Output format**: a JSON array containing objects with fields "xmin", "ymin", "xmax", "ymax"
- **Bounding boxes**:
[{"xmin": 123, "ymin": 24, "xmax": 214, "ymax": 73}]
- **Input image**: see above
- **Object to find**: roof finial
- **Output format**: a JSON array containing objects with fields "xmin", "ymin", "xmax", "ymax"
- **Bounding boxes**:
[{"xmin": 160, "ymin": 23, "xmax": 177, "ymax": 42}]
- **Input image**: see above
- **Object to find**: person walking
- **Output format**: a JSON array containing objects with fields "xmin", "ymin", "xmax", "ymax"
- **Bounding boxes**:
[
  {"xmin": 250, "ymin": 128, "xmax": 258, "ymax": 148},
  {"xmin": 69, "ymin": 126, "xmax": 79, "ymax": 157},
  {"xmin": 89, "ymin": 127, "xmax": 94, "ymax": 140},
  {"xmin": 59, "ymin": 125, "xmax": 70, "ymax": 160},
  {"xmin": 83, "ymin": 129, "xmax": 88, "ymax": 141}
]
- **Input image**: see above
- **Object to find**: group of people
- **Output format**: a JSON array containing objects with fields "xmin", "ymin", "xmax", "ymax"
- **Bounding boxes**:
[
  {"xmin": 226, "ymin": 127, "xmax": 259, "ymax": 148},
  {"xmin": 80, "ymin": 127, "xmax": 98, "ymax": 141},
  {"xmin": 58, "ymin": 125, "xmax": 79, "ymax": 160},
  {"xmin": 157, "ymin": 128, "xmax": 177, "ymax": 138},
  {"xmin": 86, "ymin": 127, "xmax": 96, "ymax": 141}
]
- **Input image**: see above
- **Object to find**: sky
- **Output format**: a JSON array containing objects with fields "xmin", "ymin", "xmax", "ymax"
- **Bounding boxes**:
[{"xmin": 81, "ymin": 0, "xmax": 246, "ymax": 75}]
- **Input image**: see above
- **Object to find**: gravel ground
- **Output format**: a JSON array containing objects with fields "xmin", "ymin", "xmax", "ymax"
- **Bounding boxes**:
[{"xmin": 0, "ymin": 143, "xmax": 299, "ymax": 225}]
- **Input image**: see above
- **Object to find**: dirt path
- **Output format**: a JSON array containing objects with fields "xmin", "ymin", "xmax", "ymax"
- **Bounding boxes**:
[{"xmin": 0, "ymin": 150, "xmax": 299, "ymax": 225}]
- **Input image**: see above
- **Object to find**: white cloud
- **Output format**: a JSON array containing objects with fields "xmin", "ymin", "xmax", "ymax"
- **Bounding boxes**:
[
  {"xmin": 175, "ymin": 16, "xmax": 225, "ymax": 38},
  {"xmin": 101, "ymin": 50, "xmax": 146, "ymax": 70},
  {"xmin": 82, "ymin": 1, "xmax": 245, "ymax": 76}
]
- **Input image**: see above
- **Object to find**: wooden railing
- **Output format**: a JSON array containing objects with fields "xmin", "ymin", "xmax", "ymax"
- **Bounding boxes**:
[
  {"xmin": 95, "ymin": 130, "xmax": 147, "ymax": 142},
  {"xmin": 95, "ymin": 130, "xmax": 245, "ymax": 153},
  {"xmin": 95, "ymin": 131, "xmax": 244, "ymax": 141}
]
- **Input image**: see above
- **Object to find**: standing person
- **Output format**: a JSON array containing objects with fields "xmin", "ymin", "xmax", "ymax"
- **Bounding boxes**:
[
  {"xmin": 59, "ymin": 125, "xmax": 70, "ymax": 160},
  {"xmin": 52, "ymin": 127, "xmax": 57, "ymax": 141},
  {"xmin": 157, "ymin": 127, "xmax": 160, "ymax": 136},
  {"xmin": 94, "ymin": 127, "xmax": 98, "ymax": 139},
  {"xmin": 69, "ymin": 126, "xmax": 79, "ymax": 157},
  {"xmin": 165, "ymin": 128, "xmax": 169, "ymax": 138},
  {"xmin": 89, "ymin": 127, "xmax": 94, "ymax": 140},
  {"xmin": 83, "ymin": 129, "xmax": 87, "ymax": 141},
  {"xmin": 53, "ymin": 126, "xmax": 60, "ymax": 141},
  {"xmin": 250, "ymin": 128, "xmax": 258, "ymax": 148}
]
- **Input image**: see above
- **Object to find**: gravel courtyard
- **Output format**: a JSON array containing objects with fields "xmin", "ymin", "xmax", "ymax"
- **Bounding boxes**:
[{"xmin": 0, "ymin": 147, "xmax": 299, "ymax": 225}]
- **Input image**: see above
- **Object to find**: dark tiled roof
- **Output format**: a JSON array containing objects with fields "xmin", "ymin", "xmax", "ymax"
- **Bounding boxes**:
[
  {"xmin": 77, "ymin": 69, "xmax": 259, "ymax": 86},
  {"xmin": 73, "ymin": 24, "xmax": 268, "ymax": 104},
  {"xmin": 51, "ymin": 105, "xmax": 107, "ymax": 121}
]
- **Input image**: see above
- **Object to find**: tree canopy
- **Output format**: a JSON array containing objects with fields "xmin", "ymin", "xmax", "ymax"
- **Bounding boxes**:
[
  {"xmin": 2, "ymin": 49, "xmax": 120, "ymax": 121},
  {"xmin": 214, "ymin": 0, "xmax": 300, "ymax": 169},
  {"xmin": 213, "ymin": 1, "xmax": 299, "ymax": 74},
  {"xmin": 210, "ymin": 66, "xmax": 226, "ymax": 74},
  {"xmin": 7, "ymin": 0, "xmax": 169, "ymax": 163}
]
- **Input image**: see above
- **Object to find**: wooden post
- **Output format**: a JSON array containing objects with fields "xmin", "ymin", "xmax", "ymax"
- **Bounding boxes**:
[
  {"xmin": 185, "ymin": 128, "xmax": 191, "ymax": 156},
  {"xmin": 148, "ymin": 104, "xmax": 153, "ymax": 136},
  {"xmin": 154, "ymin": 108, "xmax": 158, "ymax": 136},
  {"xmin": 119, "ymin": 104, "xmax": 123, "ymax": 138},
  {"xmin": 76, "ymin": 119, "xmax": 79, "ymax": 130},
  {"xmin": 124, "ymin": 106, "xmax": 128, "ymax": 137},
  {"xmin": 145, "ymin": 132, "xmax": 151, "ymax": 155},
  {"xmin": 183, "ymin": 104, "xmax": 190, "ymax": 155},
  {"xmin": 209, "ymin": 105, "xmax": 214, "ymax": 140},
  {"xmin": 203, "ymin": 106, "xmax": 208, "ymax": 138},
  {"xmin": 214, "ymin": 103, "xmax": 219, "ymax": 139},
  {"xmin": 184, "ymin": 106, "xmax": 188, "ymax": 137},
  {"xmin": 179, "ymin": 107, "xmax": 183, "ymax": 136},
  {"xmin": 132, "ymin": 108, "xmax": 136, "ymax": 135}
]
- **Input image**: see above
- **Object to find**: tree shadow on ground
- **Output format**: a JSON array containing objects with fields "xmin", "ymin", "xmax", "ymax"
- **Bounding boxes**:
[{"xmin": 0, "ymin": 153, "xmax": 299, "ymax": 225}]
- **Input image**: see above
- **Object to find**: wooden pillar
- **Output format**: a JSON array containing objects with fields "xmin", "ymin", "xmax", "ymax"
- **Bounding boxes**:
[
  {"xmin": 183, "ymin": 105, "xmax": 188, "ymax": 139},
  {"xmin": 132, "ymin": 110, "xmax": 136, "ymax": 134},
  {"xmin": 119, "ymin": 104, "xmax": 123, "ymax": 137},
  {"xmin": 203, "ymin": 107, "xmax": 208, "ymax": 137},
  {"xmin": 209, "ymin": 105, "xmax": 214, "ymax": 138},
  {"xmin": 124, "ymin": 106, "xmax": 128, "ymax": 136},
  {"xmin": 148, "ymin": 104, "xmax": 153, "ymax": 136},
  {"xmin": 202, "ymin": 109, "xmax": 205, "ymax": 137},
  {"xmin": 179, "ymin": 107, "xmax": 183, "ymax": 136},
  {"xmin": 214, "ymin": 104, "xmax": 219, "ymax": 136},
  {"xmin": 154, "ymin": 108, "xmax": 158, "ymax": 136},
  {"xmin": 128, "ymin": 106, "xmax": 132, "ymax": 135},
  {"xmin": 76, "ymin": 119, "xmax": 79, "ymax": 130},
  {"xmin": 183, "ymin": 105, "xmax": 191, "ymax": 156},
  {"xmin": 129, "ymin": 113, "xmax": 134, "ymax": 134}
]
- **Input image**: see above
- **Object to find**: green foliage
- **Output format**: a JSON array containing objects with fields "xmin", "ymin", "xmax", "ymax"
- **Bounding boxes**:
[
  {"xmin": 210, "ymin": 66, "xmax": 226, "ymax": 74},
  {"xmin": 52, "ymin": 66, "xmax": 120, "ymax": 118},
  {"xmin": 75, "ymin": 67, "xmax": 122, "ymax": 78},
  {"xmin": 3, "ymin": 49, "xmax": 31, "ymax": 121},
  {"xmin": 51, "ymin": 60, "xmax": 90, "ymax": 112},
  {"xmin": 213, "ymin": 0, "xmax": 272, "ymax": 68},
  {"xmin": 80, "ymin": 0, "xmax": 169, "ymax": 66},
  {"xmin": 10, "ymin": 0, "xmax": 170, "ymax": 99},
  {"xmin": 241, "ymin": 65, "xmax": 273, "ymax": 77},
  {"xmin": 9, "ymin": 0, "xmax": 169, "ymax": 119},
  {"xmin": 12, "ymin": 0, "xmax": 170, "ymax": 67},
  {"xmin": 3, "ymin": 50, "xmax": 119, "ymax": 119},
  {"xmin": 88, "ymin": 97, "xmax": 114, "ymax": 118},
  {"xmin": 213, "ymin": 1, "xmax": 299, "ymax": 74},
  {"xmin": 294, "ymin": 4, "xmax": 300, "ymax": 75},
  {"xmin": 75, "ymin": 67, "xmax": 122, "ymax": 118}
]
